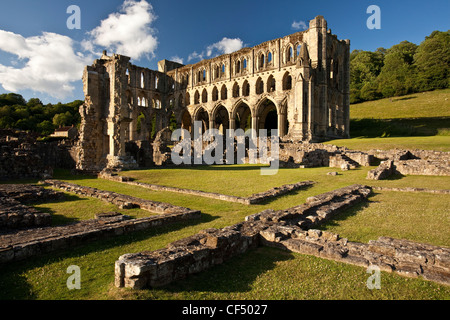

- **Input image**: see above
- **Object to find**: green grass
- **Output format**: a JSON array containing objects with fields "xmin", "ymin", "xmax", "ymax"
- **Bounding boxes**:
[
  {"xmin": 1, "ymin": 90, "xmax": 449, "ymax": 300},
  {"xmin": 0, "ymin": 166, "xmax": 449, "ymax": 300},
  {"xmin": 325, "ymin": 89, "xmax": 450, "ymax": 150},
  {"xmin": 350, "ymin": 89, "xmax": 450, "ymax": 120},
  {"xmin": 346, "ymin": 89, "xmax": 450, "ymax": 139},
  {"xmin": 326, "ymin": 136, "xmax": 450, "ymax": 152}
]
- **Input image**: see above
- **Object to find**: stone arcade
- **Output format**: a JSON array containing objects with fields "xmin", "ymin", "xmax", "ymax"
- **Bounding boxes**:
[{"xmin": 76, "ymin": 16, "xmax": 351, "ymax": 171}]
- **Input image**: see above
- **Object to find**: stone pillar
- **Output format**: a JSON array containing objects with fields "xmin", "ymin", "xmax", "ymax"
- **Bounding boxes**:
[
  {"xmin": 251, "ymin": 115, "xmax": 258, "ymax": 138},
  {"xmin": 229, "ymin": 114, "xmax": 235, "ymax": 131}
]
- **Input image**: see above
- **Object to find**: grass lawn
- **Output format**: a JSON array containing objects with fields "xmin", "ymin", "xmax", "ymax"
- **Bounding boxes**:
[
  {"xmin": 326, "ymin": 136, "xmax": 450, "ymax": 152},
  {"xmin": 1, "ymin": 90, "xmax": 449, "ymax": 300},
  {"xmin": 350, "ymin": 89, "xmax": 450, "ymax": 120},
  {"xmin": 0, "ymin": 166, "xmax": 449, "ymax": 300}
]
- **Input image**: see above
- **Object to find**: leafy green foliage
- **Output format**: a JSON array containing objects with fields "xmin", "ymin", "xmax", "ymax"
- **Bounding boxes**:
[
  {"xmin": 0, "ymin": 93, "xmax": 83, "ymax": 136},
  {"xmin": 350, "ymin": 30, "xmax": 449, "ymax": 103}
]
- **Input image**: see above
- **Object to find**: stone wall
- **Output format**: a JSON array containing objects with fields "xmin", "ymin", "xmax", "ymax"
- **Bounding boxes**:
[
  {"xmin": 44, "ymin": 180, "xmax": 195, "ymax": 214},
  {"xmin": 0, "ymin": 210, "xmax": 201, "ymax": 264},
  {"xmin": 261, "ymin": 227, "xmax": 450, "ymax": 285},
  {"xmin": 279, "ymin": 141, "xmax": 373, "ymax": 169},
  {"xmin": 0, "ymin": 129, "xmax": 77, "ymax": 180},
  {"xmin": 115, "ymin": 183, "xmax": 449, "ymax": 288},
  {"xmin": 114, "ymin": 184, "xmax": 373, "ymax": 289},
  {"xmin": 0, "ymin": 184, "xmax": 64, "ymax": 230}
]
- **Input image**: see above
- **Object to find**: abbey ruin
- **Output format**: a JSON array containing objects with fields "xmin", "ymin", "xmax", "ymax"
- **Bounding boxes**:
[{"xmin": 76, "ymin": 16, "xmax": 351, "ymax": 171}]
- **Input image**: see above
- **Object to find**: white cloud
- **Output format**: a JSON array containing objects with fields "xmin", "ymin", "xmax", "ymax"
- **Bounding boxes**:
[
  {"xmin": 292, "ymin": 20, "xmax": 308, "ymax": 30},
  {"xmin": 170, "ymin": 56, "xmax": 184, "ymax": 64},
  {"xmin": 206, "ymin": 38, "xmax": 244, "ymax": 56},
  {"xmin": 187, "ymin": 51, "xmax": 203, "ymax": 62},
  {"xmin": 0, "ymin": 30, "xmax": 92, "ymax": 100},
  {"xmin": 85, "ymin": 0, "xmax": 158, "ymax": 60},
  {"xmin": 188, "ymin": 37, "xmax": 244, "ymax": 62}
]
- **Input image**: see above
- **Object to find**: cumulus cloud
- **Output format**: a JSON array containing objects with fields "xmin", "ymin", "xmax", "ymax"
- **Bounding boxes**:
[
  {"xmin": 170, "ymin": 56, "xmax": 184, "ymax": 64},
  {"xmin": 188, "ymin": 37, "xmax": 244, "ymax": 62},
  {"xmin": 85, "ymin": 0, "xmax": 158, "ymax": 60},
  {"xmin": 0, "ymin": 30, "xmax": 91, "ymax": 100},
  {"xmin": 292, "ymin": 20, "xmax": 308, "ymax": 30},
  {"xmin": 0, "ymin": 0, "xmax": 159, "ymax": 100}
]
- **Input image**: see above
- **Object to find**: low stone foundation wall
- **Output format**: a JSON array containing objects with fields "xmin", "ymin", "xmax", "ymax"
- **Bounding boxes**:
[
  {"xmin": 371, "ymin": 186, "xmax": 450, "ymax": 194},
  {"xmin": 99, "ymin": 171, "xmax": 315, "ymax": 205},
  {"xmin": 44, "ymin": 180, "xmax": 194, "ymax": 214},
  {"xmin": 114, "ymin": 184, "xmax": 373, "ymax": 289},
  {"xmin": 366, "ymin": 160, "xmax": 395, "ymax": 180},
  {"xmin": 279, "ymin": 141, "xmax": 373, "ymax": 169},
  {"xmin": 261, "ymin": 227, "xmax": 450, "ymax": 285},
  {"xmin": 367, "ymin": 159, "xmax": 450, "ymax": 180},
  {"xmin": 394, "ymin": 159, "xmax": 450, "ymax": 176},
  {"xmin": 0, "ymin": 184, "xmax": 64, "ymax": 230},
  {"xmin": 0, "ymin": 210, "xmax": 201, "ymax": 264}
]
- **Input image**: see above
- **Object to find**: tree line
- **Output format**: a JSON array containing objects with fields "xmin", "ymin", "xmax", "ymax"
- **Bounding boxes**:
[
  {"xmin": 0, "ymin": 93, "xmax": 83, "ymax": 136},
  {"xmin": 350, "ymin": 30, "xmax": 449, "ymax": 104}
]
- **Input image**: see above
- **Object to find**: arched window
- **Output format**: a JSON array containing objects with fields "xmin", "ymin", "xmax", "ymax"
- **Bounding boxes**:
[
  {"xmin": 212, "ymin": 86, "xmax": 219, "ymax": 101},
  {"xmin": 203, "ymin": 69, "xmax": 206, "ymax": 82},
  {"xmin": 243, "ymin": 59, "xmax": 247, "ymax": 70},
  {"xmin": 267, "ymin": 75, "xmax": 275, "ymax": 92},
  {"xmin": 194, "ymin": 91, "xmax": 200, "ymax": 104},
  {"xmin": 268, "ymin": 52, "xmax": 273, "ymax": 64},
  {"xmin": 141, "ymin": 73, "xmax": 145, "ymax": 89},
  {"xmin": 259, "ymin": 54, "xmax": 265, "ymax": 69},
  {"xmin": 215, "ymin": 65, "xmax": 220, "ymax": 79},
  {"xmin": 256, "ymin": 77, "xmax": 264, "ymax": 94},
  {"xmin": 287, "ymin": 46, "xmax": 293, "ymax": 63},
  {"xmin": 282, "ymin": 72, "xmax": 292, "ymax": 90},
  {"xmin": 221, "ymin": 85, "xmax": 227, "ymax": 100},
  {"xmin": 202, "ymin": 89, "xmax": 208, "ymax": 103},
  {"xmin": 242, "ymin": 80, "xmax": 250, "ymax": 96},
  {"xmin": 222, "ymin": 64, "xmax": 226, "ymax": 75},
  {"xmin": 126, "ymin": 69, "xmax": 130, "ymax": 84},
  {"xmin": 296, "ymin": 44, "xmax": 302, "ymax": 58},
  {"xmin": 155, "ymin": 75, "xmax": 159, "ymax": 89},
  {"xmin": 232, "ymin": 82, "xmax": 240, "ymax": 98},
  {"xmin": 236, "ymin": 60, "xmax": 241, "ymax": 74},
  {"xmin": 185, "ymin": 92, "xmax": 191, "ymax": 106}
]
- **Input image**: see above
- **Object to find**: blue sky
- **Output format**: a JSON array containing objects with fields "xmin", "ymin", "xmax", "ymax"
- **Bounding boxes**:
[{"xmin": 0, "ymin": 0, "xmax": 448, "ymax": 104}]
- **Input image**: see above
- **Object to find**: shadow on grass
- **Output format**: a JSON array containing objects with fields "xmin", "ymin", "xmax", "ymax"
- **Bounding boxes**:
[
  {"xmin": 316, "ymin": 193, "xmax": 376, "ymax": 230},
  {"xmin": 0, "ymin": 212, "xmax": 218, "ymax": 300},
  {"xmin": 162, "ymin": 246, "xmax": 294, "ymax": 295},
  {"xmin": 350, "ymin": 117, "xmax": 450, "ymax": 138}
]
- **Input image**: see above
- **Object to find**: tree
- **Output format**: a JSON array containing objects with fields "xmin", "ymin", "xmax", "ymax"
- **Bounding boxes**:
[
  {"xmin": 414, "ymin": 30, "xmax": 450, "ymax": 91},
  {"xmin": 350, "ymin": 50, "xmax": 384, "ymax": 102},
  {"xmin": 376, "ymin": 41, "xmax": 418, "ymax": 98},
  {"xmin": 52, "ymin": 111, "xmax": 74, "ymax": 127},
  {"xmin": 37, "ymin": 120, "xmax": 55, "ymax": 136}
]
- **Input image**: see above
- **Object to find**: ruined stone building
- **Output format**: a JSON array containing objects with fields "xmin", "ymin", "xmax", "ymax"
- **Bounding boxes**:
[{"xmin": 76, "ymin": 16, "xmax": 350, "ymax": 171}]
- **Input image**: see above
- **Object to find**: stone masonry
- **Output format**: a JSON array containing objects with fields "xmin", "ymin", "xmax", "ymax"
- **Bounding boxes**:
[
  {"xmin": 0, "ymin": 184, "xmax": 64, "ymax": 230},
  {"xmin": 76, "ymin": 16, "xmax": 351, "ymax": 171},
  {"xmin": 114, "ymin": 185, "xmax": 372, "ymax": 289},
  {"xmin": 115, "ymin": 184, "xmax": 450, "ymax": 288}
]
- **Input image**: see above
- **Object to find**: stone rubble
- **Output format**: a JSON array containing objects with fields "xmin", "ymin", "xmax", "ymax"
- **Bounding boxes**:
[{"xmin": 114, "ymin": 185, "xmax": 374, "ymax": 289}]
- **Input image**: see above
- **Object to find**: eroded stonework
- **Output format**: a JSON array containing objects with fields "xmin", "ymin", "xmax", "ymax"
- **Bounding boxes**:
[{"xmin": 76, "ymin": 16, "xmax": 351, "ymax": 171}]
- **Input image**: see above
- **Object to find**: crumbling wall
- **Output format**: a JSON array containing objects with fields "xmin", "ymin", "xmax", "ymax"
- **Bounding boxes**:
[
  {"xmin": 0, "ymin": 210, "xmax": 201, "ymax": 264},
  {"xmin": 0, "ymin": 184, "xmax": 64, "ymax": 230},
  {"xmin": 114, "ymin": 184, "xmax": 373, "ymax": 289}
]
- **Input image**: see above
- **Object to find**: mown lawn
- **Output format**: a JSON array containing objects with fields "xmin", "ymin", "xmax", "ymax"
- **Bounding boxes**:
[{"xmin": 0, "ymin": 165, "xmax": 449, "ymax": 300}]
